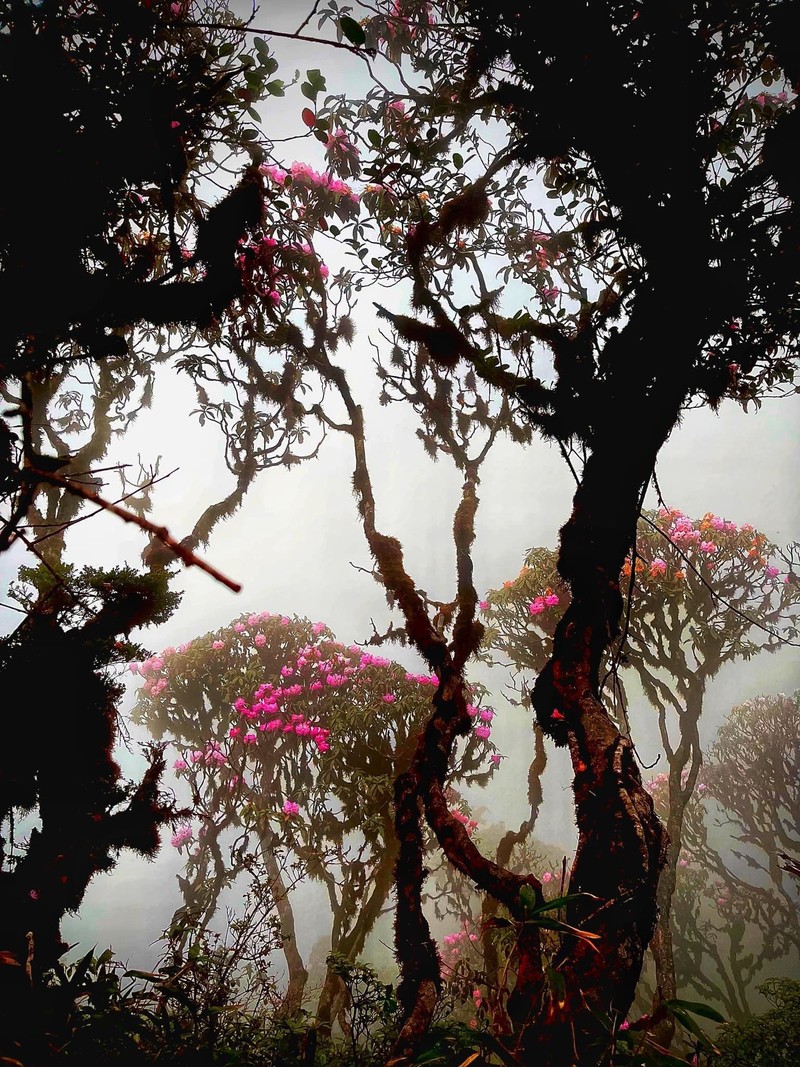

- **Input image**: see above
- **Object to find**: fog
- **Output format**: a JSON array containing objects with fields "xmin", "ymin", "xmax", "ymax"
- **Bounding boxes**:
[{"xmin": 2, "ymin": 1, "xmax": 798, "ymax": 1054}]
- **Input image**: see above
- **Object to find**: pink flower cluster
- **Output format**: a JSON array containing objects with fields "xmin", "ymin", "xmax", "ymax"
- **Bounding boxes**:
[
  {"xmin": 260, "ymin": 160, "xmax": 359, "ymax": 203},
  {"xmin": 450, "ymin": 809, "xmax": 479, "ymax": 835},
  {"xmin": 440, "ymin": 919, "xmax": 480, "ymax": 976},
  {"xmin": 528, "ymin": 592, "xmax": 560, "ymax": 616},
  {"xmin": 466, "ymin": 703, "xmax": 497, "ymax": 742},
  {"xmin": 405, "ymin": 672, "xmax": 439, "ymax": 685},
  {"xmin": 171, "ymin": 824, "xmax": 193, "ymax": 849}
]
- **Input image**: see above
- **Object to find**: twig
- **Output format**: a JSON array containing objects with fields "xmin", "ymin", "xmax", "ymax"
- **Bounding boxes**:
[{"xmin": 22, "ymin": 469, "xmax": 242, "ymax": 594}]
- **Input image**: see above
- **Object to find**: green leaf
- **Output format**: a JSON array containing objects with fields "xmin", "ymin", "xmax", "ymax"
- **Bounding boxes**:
[
  {"xmin": 301, "ymin": 82, "xmax": 318, "ymax": 101},
  {"xmin": 519, "ymin": 884, "xmax": 538, "ymax": 915},
  {"xmin": 306, "ymin": 68, "xmax": 327, "ymax": 90},
  {"xmin": 368, "ymin": 128, "xmax": 382, "ymax": 148},
  {"xmin": 339, "ymin": 15, "xmax": 366, "ymax": 46},
  {"xmin": 253, "ymin": 36, "xmax": 270, "ymax": 58},
  {"xmin": 266, "ymin": 80, "xmax": 285, "ymax": 96},
  {"xmin": 453, "ymin": 151, "xmax": 464, "ymax": 169},
  {"xmin": 665, "ymin": 998, "xmax": 726, "ymax": 1024}
]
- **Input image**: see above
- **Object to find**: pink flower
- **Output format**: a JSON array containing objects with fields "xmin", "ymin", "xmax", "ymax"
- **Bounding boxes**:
[
  {"xmin": 490, "ymin": 754, "xmax": 502, "ymax": 767},
  {"xmin": 283, "ymin": 800, "xmax": 301, "ymax": 816},
  {"xmin": 479, "ymin": 709, "xmax": 494, "ymax": 722},
  {"xmin": 190, "ymin": 750, "xmax": 204, "ymax": 764},
  {"xmin": 171, "ymin": 825, "xmax": 193, "ymax": 848},
  {"xmin": 382, "ymin": 693, "xmax": 396, "ymax": 703},
  {"xmin": 267, "ymin": 290, "xmax": 281, "ymax": 306},
  {"xmin": 29, "ymin": 889, "xmax": 39, "ymax": 900},
  {"xmin": 229, "ymin": 727, "xmax": 240, "ymax": 738},
  {"xmin": 312, "ymin": 622, "xmax": 326, "ymax": 635},
  {"xmin": 474, "ymin": 726, "xmax": 491, "ymax": 739},
  {"xmin": 259, "ymin": 163, "xmax": 287, "ymax": 185},
  {"xmin": 252, "ymin": 633, "xmax": 265, "ymax": 647},
  {"xmin": 173, "ymin": 758, "xmax": 187, "ymax": 771},
  {"xmin": 264, "ymin": 719, "xmax": 282, "ymax": 731},
  {"xmin": 544, "ymin": 593, "xmax": 559, "ymax": 606},
  {"xmin": 528, "ymin": 598, "xmax": 546, "ymax": 616},
  {"xmin": 649, "ymin": 558, "xmax": 667, "ymax": 575},
  {"xmin": 541, "ymin": 286, "xmax": 560, "ymax": 304},
  {"xmin": 319, "ymin": 263, "xmax": 329, "ymax": 279},
  {"xmin": 619, "ymin": 1020, "xmax": 629, "ymax": 1031},
  {"xmin": 479, "ymin": 600, "xmax": 489, "ymax": 611},
  {"xmin": 212, "ymin": 640, "xmax": 225, "ymax": 650},
  {"xmin": 280, "ymin": 617, "xmax": 290, "ymax": 626},
  {"xmin": 541, "ymin": 872, "xmax": 552, "ymax": 884},
  {"xmin": 243, "ymin": 732, "xmax": 258, "ymax": 744},
  {"xmin": 699, "ymin": 540, "xmax": 717, "ymax": 554},
  {"xmin": 765, "ymin": 565, "xmax": 780, "ymax": 578},
  {"xmin": 233, "ymin": 622, "xmax": 246, "ymax": 632}
]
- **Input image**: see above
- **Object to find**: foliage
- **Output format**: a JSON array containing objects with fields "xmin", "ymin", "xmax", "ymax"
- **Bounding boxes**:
[
  {"xmin": 662, "ymin": 693, "xmax": 800, "ymax": 1021},
  {"xmin": 131, "ymin": 609, "xmax": 498, "ymax": 1018},
  {"xmin": 715, "ymin": 979, "xmax": 800, "ymax": 1067}
]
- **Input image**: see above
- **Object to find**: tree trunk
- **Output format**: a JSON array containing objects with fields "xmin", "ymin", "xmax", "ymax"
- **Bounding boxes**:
[{"xmin": 259, "ymin": 833, "xmax": 308, "ymax": 1015}]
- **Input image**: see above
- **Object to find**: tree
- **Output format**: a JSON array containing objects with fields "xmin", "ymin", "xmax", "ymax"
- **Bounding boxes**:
[
  {"xmin": 664, "ymin": 692, "xmax": 800, "ymax": 1021},
  {"xmin": 312, "ymin": 3, "xmax": 798, "ymax": 1060},
  {"xmin": 131, "ymin": 610, "xmax": 497, "ymax": 1027},
  {"xmin": 0, "ymin": 561, "xmax": 180, "ymax": 1063},
  {"xmin": 0, "ymin": 1, "xmax": 290, "ymax": 1060},
  {"xmin": 480, "ymin": 508, "xmax": 799, "ymax": 1037}
]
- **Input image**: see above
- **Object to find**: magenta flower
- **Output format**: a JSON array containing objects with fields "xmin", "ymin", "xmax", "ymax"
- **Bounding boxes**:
[
  {"xmin": 173, "ymin": 758, "xmax": 187, "ymax": 771},
  {"xmin": 528, "ymin": 598, "xmax": 545, "ymax": 615},
  {"xmin": 699, "ymin": 540, "xmax": 717, "ymax": 554},
  {"xmin": 544, "ymin": 593, "xmax": 559, "ymax": 606},
  {"xmin": 282, "ymin": 800, "xmax": 301, "ymax": 816},
  {"xmin": 382, "ymin": 693, "xmax": 397, "ymax": 703},
  {"xmin": 479, "ymin": 600, "xmax": 489, "ymax": 611},
  {"xmin": 474, "ymin": 725, "xmax": 491, "ymax": 739}
]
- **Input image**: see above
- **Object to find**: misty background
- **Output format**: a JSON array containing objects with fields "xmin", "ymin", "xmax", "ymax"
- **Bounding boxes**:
[{"xmin": 1, "ymin": 0, "xmax": 797, "ymax": 1018}]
